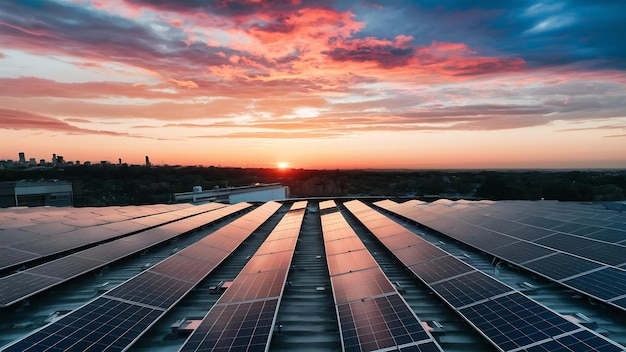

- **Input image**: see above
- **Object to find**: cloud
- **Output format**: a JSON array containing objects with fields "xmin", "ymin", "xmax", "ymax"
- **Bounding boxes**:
[
  {"xmin": 191, "ymin": 130, "xmax": 343, "ymax": 139},
  {"xmin": 0, "ymin": 107, "xmax": 133, "ymax": 136}
]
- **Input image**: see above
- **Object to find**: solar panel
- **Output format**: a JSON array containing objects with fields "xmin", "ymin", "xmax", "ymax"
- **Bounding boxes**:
[
  {"xmin": 3, "ymin": 202, "xmax": 281, "ymax": 351},
  {"xmin": 327, "ymin": 249, "xmax": 378, "ymax": 276},
  {"xmin": 0, "ymin": 203, "xmax": 252, "ymax": 308},
  {"xmin": 488, "ymin": 241, "xmax": 555, "ymax": 264},
  {"xmin": 521, "ymin": 330, "xmax": 625, "ymax": 352},
  {"xmin": 391, "ymin": 242, "xmax": 448, "ymax": 267},
  {"xmin": 337, "ymin": 294, "xmax": 436, "ymax": 352},
  {"xmin": 562, "ymin": 267, "xmax": 626, "ymax": 301},
  {"xmin": 329, "ymin": 267, "xmax": 396, "ymax": 305},
  {"xmin": 178, "ymin": 203, "xmax": 305, "ymax": 352},
  {"xmin": 430, "ymin": 271, "xmax": 514, "ymax": 309},
  {"xmin": 408, "ymin": 255, "xmax": 475, "ymax": 284},
  {"xmin": 505, "ymin": 225, "xmax": 556, "ymax": 241},
  {"xmin": 27, "ymin": 255, "xmax": 106, "ymax": 279},
  {"xmin": 180, "ymin": 299, "xmax": 279, "ymax": 352},
  {"xmin": 240, "ymin": 250, "xmax": 293, "ymax": 274},
  {"xmin": 321, "ymin": 206, "xmax": 442, "ymax": 352},
  {"xmin": 104, "ymin": 271, "xmax": 196, "ymax": 309},
  {"xmin": 323, "ymin": 236, "xmax": 367, "ymax": 256},
  {"xmin": 0, "ymin": 202, "xmax": 227, "ymax": 271},
  {"xmin": 319, "ymin": 200, "xmax": 337, "ymax": 211},
  {"xmin": 148, "ymin": 254, "xmax": 223, "ymax": 283},
  {"xmin": 585, "ymin": 228, "xmax": 626, "ymax": 243},
  {"xmin": 376, "ymin": 199, "xmax": 626, "ymax": 315},
  {"xmin": 1, "ymin": 297, "xmax": 163, "ymax": 352},
  {"xmin": 459, "ymin": 292, "xmax": 580, "ymax": 351},
  {"xmin": 218, "ymin": 270, "xmax": 288, "ymax": 303},
  {"xmin": 0, "ymin": 273, "xmax": 64, "ymax": 307},
  {"xmin": 0, "ymin": 247, "xmax": 39, "ymax": 271},
  {"xmin": 523, "ymin": 253, "xmax": 603, "ymax": 280},
  {"xmin": 351, "ymin": 200, "xmax": 624, "ymax": 352}
]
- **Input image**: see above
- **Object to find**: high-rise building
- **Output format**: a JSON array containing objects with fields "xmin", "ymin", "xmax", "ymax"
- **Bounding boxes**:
[
  {"xmin": 145, "ymin": 155, "xmax": 151, "ymax": 167},
  {"xmin": 18, "ymin": 152, "xmax": 25, "ymax": 164}
]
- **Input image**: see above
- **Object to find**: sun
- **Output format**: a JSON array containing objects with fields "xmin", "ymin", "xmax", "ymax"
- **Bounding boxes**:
[{"xmin": 277, "ymin": 162, "xmax": 289, "ymax": 169}]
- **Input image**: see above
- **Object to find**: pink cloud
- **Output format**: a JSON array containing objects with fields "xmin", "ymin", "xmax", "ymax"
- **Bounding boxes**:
[{"xmin": 0, "ymin": 107, "xmax": 130, "ymax": 136}]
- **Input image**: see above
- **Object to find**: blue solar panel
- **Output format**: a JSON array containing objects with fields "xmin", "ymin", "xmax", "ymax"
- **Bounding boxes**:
[
  {"xmin": 2, "ymin": 297, "xmax": 163, "ymax": 352},
  {"xmin": 523, "ymin": 253, "xmax": 602, "ymax": 280},
  {"xmin": 521, "ymin": 330, "xmax": 625, "ymax": 352},
  {"xmin": 409, "ymin": 255, "xmax": 475, "ymax": 284},
  {"xmin": 180, "ymin": 299, "xmax": 278, "ymax": 352},
  {"xmin": 430, "ymin": 271, "xmax": 513, "ymax": 308},
  {"xmin": 459, "ymin": 293, "xmax": 580, "ymax": 352},
  {"xmin": 337, "ymin": 294, "xmax": 433, "ymax": 352},
  {"xmin": 104, "ymin": 271, "xmax": 196, "ymax": 309},
  {"xmin": 562, "ymin": 267, "xmax": 626, "ymax": 301}
]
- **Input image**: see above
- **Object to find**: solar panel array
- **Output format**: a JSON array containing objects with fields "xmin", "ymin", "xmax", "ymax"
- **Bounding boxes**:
[
  {"xmin": 0, "ymin": 202, "xmax": 234, "ymax": 308},
  {"xmin": 321, "ymin": 209, "xmax": 442, "ymax": 352},
  {"xmin": 376, "ymin": 199, "xmax": 626, "ymax": 313},
  {"xmin": 0, "ymin": 203, "xmax": 217, "ymax": 271},
  {"xmin": 2, "ymin": 201, "xmax": 281, "ymax": 352},
  {"xmin": 345, "ymin": 200, "xmax": 625, "ymax": 352},
  {"xmin": 179, "ymin": 202, "xmax": 306, "ymax": 352}
]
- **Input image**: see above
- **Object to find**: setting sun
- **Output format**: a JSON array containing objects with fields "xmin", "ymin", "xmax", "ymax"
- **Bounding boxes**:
[{"xmin": 277, "ymin": 162, "xmax": 289, "ymax": 169}]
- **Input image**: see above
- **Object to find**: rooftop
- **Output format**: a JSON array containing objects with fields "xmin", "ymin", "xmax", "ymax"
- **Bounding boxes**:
[{"xmin": 0, "ymin": 199, "xmax": 625, "ymax": 351}]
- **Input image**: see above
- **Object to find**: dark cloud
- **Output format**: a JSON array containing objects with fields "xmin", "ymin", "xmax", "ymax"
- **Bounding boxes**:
[
  {"xmin": 121, "ymin": 0, "xmax": 333, "ymax": 16},
  {"xmin": 0, "ymin": 0, "xmax": 230, "ymax": 79},
  {"xmin": 356, "ymin": 0, "xmax": 626, "ymax": 70},
  {"xmin": 325, "ymin": 46, "xmax": 414, "ymax": 68}
]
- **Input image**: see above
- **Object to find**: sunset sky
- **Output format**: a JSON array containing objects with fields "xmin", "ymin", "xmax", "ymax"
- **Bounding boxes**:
[{"xmin": 1, "ymin": 0, "xmax": 625, "ymax": 169}]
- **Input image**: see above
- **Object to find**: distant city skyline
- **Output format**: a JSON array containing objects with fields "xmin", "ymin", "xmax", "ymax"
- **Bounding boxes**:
[{"xmin": 1, "ymin": 1, "xmax": 626, "ymax": 169}]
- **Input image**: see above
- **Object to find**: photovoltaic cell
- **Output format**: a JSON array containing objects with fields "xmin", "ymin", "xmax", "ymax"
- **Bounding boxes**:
[
  {"xmin": 430, "ymin": 271, "xmax": 513, "ymax": 308},
  {"xmin": 391, "ymin": 242, "xmax": 447, "ymax": 267},
  {"xmin": 0, "ymin": 203, "xmax": 253, "ymax": 309},
  {"xmin": 585, "ymin": 228, "xmax": 626, "ymax": 243},
  {"xmin": 217, "ymin": 270, "xmax": 288, "ymax": 303},
  {"xmin": 337, "ymin": 294, "xmax": 432, "ymax": 352},
  {"xmin": 179, "ymin": 204, "xmax": 302, "ymax": 352},
  {"xmin": 505, "ymin": 226, "xmax": 555, "ymax": 241},
  {"xmin": 148, "ymin": 255, "xmax": 220, "ymax": 283},
  {"xmin": 562, "ymin": 267, "xmax": 626, "ymax": 300},
  {"xmin": 325, "ymin": 202, "xmax": 442, "ymax": 351},
  {"xmin": 523, "ymin": 253, "xmax": 602, "ymax": 280},
  {"xmin": 75, "ymin": 239, "xmax": 158, "ymax": 262},
  {"xmin": 327, "ymin": 249, "xmax": 378, "ymax": 276},
  {"xmin": 488, "ymin": 241, "xmax": 555, "ymax": 264},
  {"xmin": 331, "ymin": 268, "xmax": 396, "ymax": 304},
  {"xmin": 409, "ymin": 255, "xmax": 475, "ymax": 284},
  {"xmin": 104, "ymin": 271, "xmax": 195, "ymax": 309},
  {"xmin": 459, "ymin": 293, "xmax": 580, "ymax": 352},
  {"xmin": 535, "ymin": 234, "xmax": 607, "ymax": 259},
  {"xmin": 521, "ymin": 330, "xmax": 625, "ymax": 352},
  {"xmin": 2, "ymin": 297, "xmax": 163, "ymax": 352},
  {"xmin": 612, "ymin": 296, "xmax": 626, "ymax": 310},
  {"xmin": 358, "ymin": 200, "xmax": 624, "ymax": 352},
  {"xmin": 0, "ymin": 247, "xmax": 39, "ymax": 270},
  {"xmin": 180, "ymin": 299, "xmax": 278, "ymax": 352},
  {"xmin": 0, "ymin": 273, "xmax": 64, "ymax": 307},
  {"xmin": 378, "ymin": 231, "xmax": 429, "ymax": 250},
  {"xmin": 240, "ymin": 250, "xmax": 293, "ymax": 274},
  {"xmin": 324, "ymin": 236, "xmax": 367, "ymax": 256}
]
